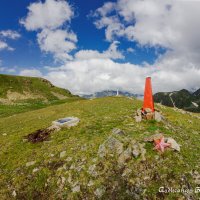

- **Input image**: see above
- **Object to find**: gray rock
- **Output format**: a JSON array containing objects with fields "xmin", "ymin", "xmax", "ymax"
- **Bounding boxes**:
[
  {"xmin": 88, "ymin": 164, "xmax": 98, "ymax": 177},
  {"xmin": 118, "ymin": 147, "xmax": 132, "ymax": 166},
  {"xmin": 107, "ymin": 137, "xmax": 123, "ymax": 155},
  {"xmin": 98, "ymin": 144, "xmax": 107, "ymax": 158},
  {"xmin": 32, "ymin": 168, "xmax": 39, "ymax": 173},
  {"xmin": 72, "ymin": 185, "xmax": 80, "ymax": 193},
  {"xmin": 26, "ymin": 161, "xmax": 36, "ymax": 167},
  {"xmin": 167, "ymin": 137, "xmax": 180, "ymax": 151},
  {"xmin": 135, "ymin": 115, "xmax": 142, "ymax": 122}
]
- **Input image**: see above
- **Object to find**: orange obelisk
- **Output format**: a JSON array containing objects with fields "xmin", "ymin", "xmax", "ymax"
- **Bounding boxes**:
[{"xmin": 142, "ymin": 77, "xmax": 154, "ymax": 112}]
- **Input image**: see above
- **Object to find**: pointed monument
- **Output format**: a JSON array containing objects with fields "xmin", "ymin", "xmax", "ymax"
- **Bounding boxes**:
[{"xmin": 142, "ymin": 77, "xmax": 154, "ymax": 112}]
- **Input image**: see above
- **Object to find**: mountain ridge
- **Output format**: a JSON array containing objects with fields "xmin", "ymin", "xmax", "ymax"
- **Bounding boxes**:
[{"xmin": 154, "ymin": 88, "xmax": 200, "ymax": 112}]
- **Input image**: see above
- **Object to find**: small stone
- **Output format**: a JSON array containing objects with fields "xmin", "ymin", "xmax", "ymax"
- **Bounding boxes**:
[
  {"xmin": 94, "ymin": 187, "xmax": 105, "ymax": 198},
  {"xmin": 72, "ymin": 185, "xmax": 80, "ymax": 193},
  {"xmin": 12, "ymin": 190, "xmax": 16, "ymax": 197},
  {"xmin": 98, "ymin": 144, "xmax": 107, "ymax": 158},
  {"xmin": 122, "ymin": 168, "xmax": 132, "ymax": 177},
  {"xmin": 155, "ymin": 111, "xmax": 162, "ymax": 122},
  {"xmin": 2, "ymin": 133, "xmax": 7, "ymax": 136},
  {"xmin": 88, "ymin": 165, "xmax": 98, "ymax": 177},
  {"xmin": 61, "ymin": 177, "xmax": 66, "ymax": 184},
  {"xmin": 88, "ymin": 180, "xmax": 94, "ymax": 187},
  {"xmin": 66, "ymin": 157, "xmax": 72, "ymax": 162},
  {"xmin": 132, "ymin": 144, "xmax": 140, "ymax": 158},
  {"xmin": 135, "ymin": 115, "xmax": 142, "ymax": 122},
  {"xmin": 60, "ymin": 151, "xmax": 66, "ymax": 158},
  {"xmin": 26, "ymin": 161, "xmax": 36, "ymax": 167},
  {"xmin": 32, "ymin": 168, "xmax": 39, "ymax": 173}
]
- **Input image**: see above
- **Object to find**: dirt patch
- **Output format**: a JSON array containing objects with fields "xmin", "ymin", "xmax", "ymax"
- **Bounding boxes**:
[{"xmin": 25, "ymin": 128, "xmax": 53, "ymax": 143}]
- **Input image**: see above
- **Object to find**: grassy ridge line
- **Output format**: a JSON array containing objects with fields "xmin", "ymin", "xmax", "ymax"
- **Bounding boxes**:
[
  {"xmin": 0, "ymin": 74, "xmax": 74, "ymax": 100},
  {"xmin": 0, "ymin": 97, "xmax": 200, "ymax": 199}
]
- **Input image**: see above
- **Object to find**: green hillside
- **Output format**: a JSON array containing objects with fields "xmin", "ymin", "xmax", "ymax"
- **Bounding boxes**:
[
  {"xmin": 0, "ymin": 97, "xmax": 200, "ymax": 199},
  {"xmin": 0, "ymin": 74, "xmax": 81, "ymax": 117}
]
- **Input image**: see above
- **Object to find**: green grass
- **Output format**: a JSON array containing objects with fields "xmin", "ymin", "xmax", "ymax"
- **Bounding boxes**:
[
  {"xmin": 0, "ymin": 97, "xmax": 200, "ymax": 199},
  {"xmin": 0, "ymin": 74, "xmax": 74, "ymax": 99}
]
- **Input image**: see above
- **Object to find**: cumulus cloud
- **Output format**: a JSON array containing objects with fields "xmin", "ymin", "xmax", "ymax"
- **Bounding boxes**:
[
  {"xmin": 20, "ymin": 0, "xmax": 73, "ymax": 30},
  {"xmin": 19, "ymin": 69, "xmax": 43, "ymax": 77},
  {"xmin": 75, "ymin": 41, "xmax": 124, "ymax": 60},
  {"xmin": 37, "ymin": 29, "xmax": 77, "ymax": 61},
  {"xmin": 21, "ymin": 0, "xmax": 76, "ymax": 62}
]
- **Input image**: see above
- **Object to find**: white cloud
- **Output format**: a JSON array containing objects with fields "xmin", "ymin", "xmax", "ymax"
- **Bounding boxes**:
[
  {"xmin": 21, "ymin": 0, "xmax": 76, "ymax": 62},
  {"xmin": 44, "ymin": 56, "xmax": 200, "ymax": 95},
  {"xmin": 19, "ymin": 69, "xmax": 42, "ymax": 77},
  {"xmin": 127, "ymin": 47, "xmax": 134, "ymax": 53},
  {"xmin": 37, "ymin": 29, "xmax": 77, "ymax": 61},
  {"xmin": 0, "ymin": 41, "xmax": 14, "ymax": 51},
  {"xmin": 0, "ymin": 30, "xmax": 21, "ymax": 39},
  {"xmin": 20, "ymin": 0, "xmax": 73, "ymax": 30},
  {"xmin": 86, "ymin": 0, "xmax": 200, "ymax": 93},
  {"xmin": 75, "ymin": 41, "xmax": 124, "ymax": 60}
]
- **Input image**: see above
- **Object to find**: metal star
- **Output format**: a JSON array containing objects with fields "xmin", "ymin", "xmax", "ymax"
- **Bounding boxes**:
[{"xmin": 154, "ymin": 136, "xmax": 170, "ymax": 152}]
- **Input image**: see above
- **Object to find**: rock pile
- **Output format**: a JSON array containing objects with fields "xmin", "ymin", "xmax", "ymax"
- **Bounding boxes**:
[
  {"xmin": 98, "ymin": 129, "xmax": 146, "ymax": 167},
  {"xmin": 135, "ymin": 108, "xmax": 163, "ymax": 122}
]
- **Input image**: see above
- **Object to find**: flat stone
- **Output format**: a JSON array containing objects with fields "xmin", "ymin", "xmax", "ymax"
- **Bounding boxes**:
[{"xmin": 52, "ymin": 117, "xmax": 80, "ymax": 128}]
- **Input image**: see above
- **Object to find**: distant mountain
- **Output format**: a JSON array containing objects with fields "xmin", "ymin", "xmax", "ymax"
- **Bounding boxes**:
[
  {"xmin": 154, "ymin": 89, "xmax": 200, "ymax": 112},
  {"xmin": 81, "ymin": 90, "xmax": 142, "ymax": 99},
  {"xmin": 0, "ymin": 74, "xmax": 78, "ymax": 104}
]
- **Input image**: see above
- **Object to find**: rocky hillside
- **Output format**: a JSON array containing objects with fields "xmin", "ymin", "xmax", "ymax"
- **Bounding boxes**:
[
  {"xmin": 154, "ymin": 89, "xmax": 200, "ymax": 112},
  {"xmin": 0, "ymin": 74, "xmax": 75, "ymax": 104}
]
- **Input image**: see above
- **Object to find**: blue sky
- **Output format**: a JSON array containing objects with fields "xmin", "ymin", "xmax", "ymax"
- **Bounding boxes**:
[
  {"xmin": 0, "ymin": 0, "xmax": 200, "ymax": 94},
  {"xmin": 0, "ymin": 0, "xmax": 163, "ymax": 71}
]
